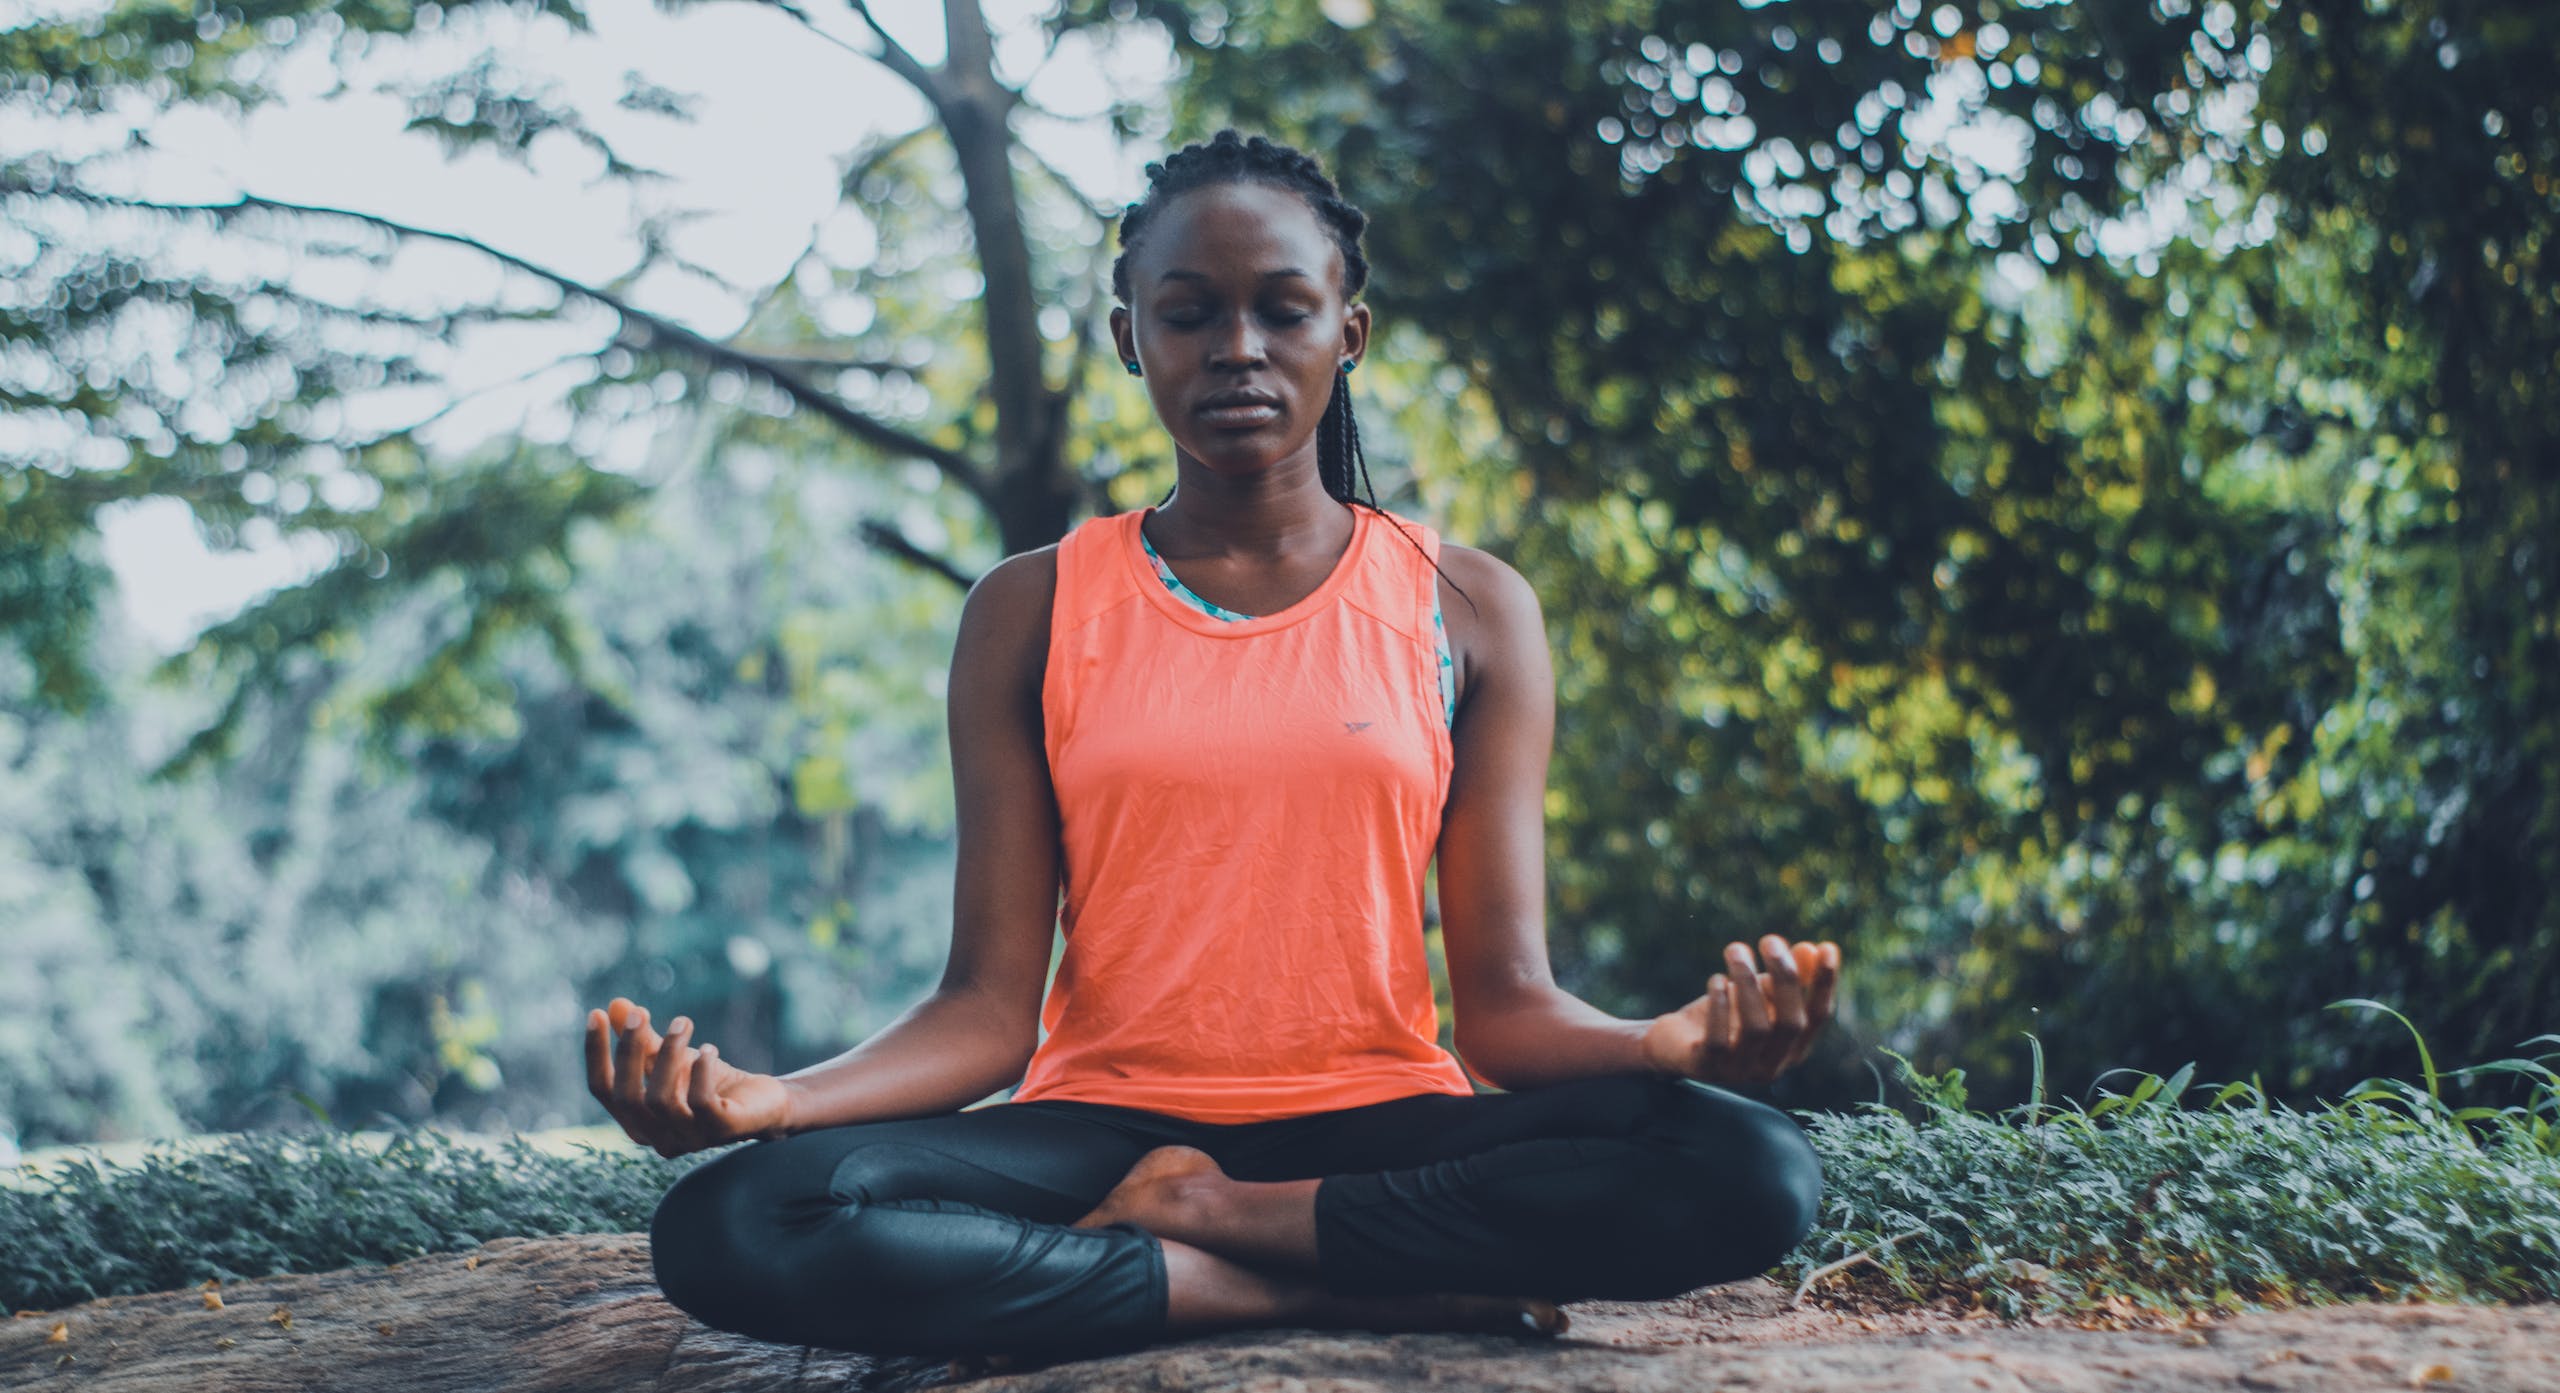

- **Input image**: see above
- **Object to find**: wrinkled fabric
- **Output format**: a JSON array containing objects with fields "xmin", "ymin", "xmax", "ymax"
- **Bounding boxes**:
[
  {"xmin": 1140, "ymin": 521, "xmax": 1457, "ymax": 730},
  {"xmin": 647, "ymin": 1073, "xmax": 1824, "ymax": 1359},
  {"xmin": 1014, "ymin": 503, "xmax": 1475, "ymax": 1123}
]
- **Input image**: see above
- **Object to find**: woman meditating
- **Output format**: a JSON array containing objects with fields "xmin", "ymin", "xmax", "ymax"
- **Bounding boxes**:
[{"xmin": 584, "ymin": 129, "xmax": 1841, "ymax": 1364}]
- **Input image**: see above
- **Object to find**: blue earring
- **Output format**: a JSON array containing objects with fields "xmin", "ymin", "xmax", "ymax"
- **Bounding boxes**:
[
  {"xmin": 1125, "ymin": 361, "xmax": 1142, "ymax": 377},
  {"xmin": 1341, "ymin": 357, "xmax": 1358, "ymax": 374}
]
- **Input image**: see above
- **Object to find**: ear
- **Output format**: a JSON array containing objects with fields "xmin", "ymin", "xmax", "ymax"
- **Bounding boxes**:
[
  {"xmin": 1109, "ymin": 306, "xmax": 1138, "ymax": 372},
  {"xmin": 1341, "ymin": 302, "xmax": 1372, "ymax": 368}
]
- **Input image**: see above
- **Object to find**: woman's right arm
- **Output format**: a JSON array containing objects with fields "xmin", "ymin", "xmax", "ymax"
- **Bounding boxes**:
[{"xmin": 765, "ymin": 546, "xmax": 1064, "ymax": 1133}]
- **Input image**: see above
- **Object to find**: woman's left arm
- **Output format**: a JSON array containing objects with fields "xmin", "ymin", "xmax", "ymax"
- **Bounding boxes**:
[{"xmin": 1433, "ymin": 546, "xmax": 1840, "ymax": 1092}]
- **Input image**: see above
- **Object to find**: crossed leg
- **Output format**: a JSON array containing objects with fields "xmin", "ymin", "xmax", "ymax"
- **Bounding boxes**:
[
  {"xmin": 645, "ymin": 1094, "xmax": 1576, "ymax": 1362},
  {"xmin": 647, "ymin": 1073, "xmax": 1819, "ymax": 1362},
  {"xmin": 1074, "ymin": 1072, "xmax": 1823, "ymax": 1306}
]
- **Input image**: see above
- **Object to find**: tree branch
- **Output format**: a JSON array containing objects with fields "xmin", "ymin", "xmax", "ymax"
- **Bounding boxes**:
[
  {"xmin": 842, "ymin": 0, "xmax": 945, "ymax": 102},
  {"xmin": 857, "ymin": 517, "xmax": 974, "ymax": 589},
  {"xmin": 937, "ymin": 0, "xmax": 1055, "ymax": 499},
  {"xmin": 726, "ymin": 348, "xmax": 917, "ymax": 377},
  {"xmin": 27, "ymin": 182, "xmax": 999, "ymax": 505},
  {"xmin": 1017, "ymin": 133, "xmax": 1122, "ymax": 224}
]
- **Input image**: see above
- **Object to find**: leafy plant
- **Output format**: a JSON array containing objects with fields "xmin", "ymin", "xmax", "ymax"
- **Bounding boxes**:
[
  {"xmin": 1785, "ymin": 1006, "xmax": 2560, "ymax": 1321},
  {"xmin": 9, "ymin": 1002, "xmax": 2556, "ymax": 1325},
  {"xmin": 0, "ymin": 1127, "xmax": 691, "ymax": 1313}
]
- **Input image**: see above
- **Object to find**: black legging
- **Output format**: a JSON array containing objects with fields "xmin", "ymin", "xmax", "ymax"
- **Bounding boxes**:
[{"xmin": 647, "ymin": 1071, "xmax": 1821, "ymax": 1360}]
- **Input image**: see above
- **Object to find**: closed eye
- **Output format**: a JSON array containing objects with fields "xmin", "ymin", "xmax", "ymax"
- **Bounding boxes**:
[{"xmin": 1161, "ymin": 311, "xmax": 1313, "ymax": 328}]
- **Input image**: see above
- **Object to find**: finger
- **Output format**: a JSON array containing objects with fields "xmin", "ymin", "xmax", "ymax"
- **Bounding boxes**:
[
  {"xmin": 1761, "ymin": 934, "xmax": 1809, "ymax": 1033},
  {"xmin": 649, "ymin": 1017, "xmax": 696, "ymax": 1121},
  {"xmin": 1780, "ymin": 944, "xmax": 1844, "ymax": 1073},
  {"xmin": 688, "ymin": 1041, "xmax": 723, "ymax": 1127},
  {"xmin": 1726, "ymin": 944, "xmax": 1773, "ymax": 1037},
  {"xmin": 1807, "ymin": 942, "xmax": 1841, "ymax": 1028},
  {"xmin": 1777, "ymin": 944, "xmax": 1825, "ymax": 1071},
  {"xmin": 584, "ymin": 1007, "xmax": 615, "ymax": 1103},
  {"xmin": 1759, "ymin": 972, "xmax": 1791, "ymax": 1070},
  {"xmin": 1705, "ymin": 974, "xmax": 1734, "ymax": 1070},
  {"xmin": 613, "ymin": 1003, "xmax": 656, "ymax": 1110}
]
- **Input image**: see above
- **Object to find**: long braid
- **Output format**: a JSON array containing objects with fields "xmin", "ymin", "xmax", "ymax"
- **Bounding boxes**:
[{"xmin": 1117, "ymin": 130, "xmax": 1475, "ymax": 614}]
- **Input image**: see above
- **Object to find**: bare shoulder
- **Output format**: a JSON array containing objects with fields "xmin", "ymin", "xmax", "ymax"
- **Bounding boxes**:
[
  {"xmin": 1433, "ymin": 541, "xmax": 1551, "ymax": 713},
  {"xmin": 966, "ymin": 544, "xmax": 1059, "ymax": 614},
  {"xmin": 1436, "ymin": 541, "xmax": 1547, "ymax": 641},
  {"xmin": 954, "ymin": 545, "xmax": 1060, "ymax": 691}
]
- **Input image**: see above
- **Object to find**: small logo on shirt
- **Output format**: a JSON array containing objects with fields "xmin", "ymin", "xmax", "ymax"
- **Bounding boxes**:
[{"xmin": 1343, "ymin": 721, "xmax": 1374, "ymax": 735}]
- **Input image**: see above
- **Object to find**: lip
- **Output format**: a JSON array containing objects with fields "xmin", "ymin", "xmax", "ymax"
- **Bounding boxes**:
[
  {"xmin": 1198, "ymin": 402, "xmax": 1281, "ymax": 429},
  {"xmin": 1196, "ymin": 388, "xmax": 1282, "ymax": 411}
]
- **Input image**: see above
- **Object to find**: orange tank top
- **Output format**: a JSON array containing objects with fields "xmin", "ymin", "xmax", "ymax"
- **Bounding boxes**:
[{"xmin": 1009, "ymin": 502, "xmax": 1478, "ymax": 1123}]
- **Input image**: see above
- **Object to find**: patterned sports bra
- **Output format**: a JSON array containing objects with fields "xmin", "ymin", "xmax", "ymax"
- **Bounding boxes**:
[{"xmin": 1139, "ymin": 520, "xmax": 1456, "ymax": 730}]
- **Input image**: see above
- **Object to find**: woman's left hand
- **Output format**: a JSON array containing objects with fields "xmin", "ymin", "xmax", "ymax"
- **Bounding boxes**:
[{"xmin": 1639, "ymin": 935, "xmax": 1842, "ymax": 1087}]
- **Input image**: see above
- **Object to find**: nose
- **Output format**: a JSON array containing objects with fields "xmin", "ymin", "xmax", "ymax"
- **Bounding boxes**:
[{"xmin": 1209, "ymin": 312, "xmax": 1266, "ymax": 369}]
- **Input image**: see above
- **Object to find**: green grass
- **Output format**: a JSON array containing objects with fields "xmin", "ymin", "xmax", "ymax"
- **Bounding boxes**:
[
  {"xmin": 7, "ymin": 1002, "xmax": 2557, "ymax": 1321},
  {"xmin": 2, "ymin": 1126, "xmax": 692, "ymax": 1312},
  {"xmin": 1778, "ymin": 1003, "xmax": 2560, "ymax": 1321}
]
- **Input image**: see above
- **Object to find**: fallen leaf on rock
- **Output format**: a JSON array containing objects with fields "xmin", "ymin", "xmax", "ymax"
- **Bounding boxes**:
[
  {"xmin": 46, "ymin": 1320, "xmax": 66, "ymax": 1343},
  {"xmin": 203, "ymin": 1290, "xmax": 223, "ymax": 1310},
  {"xmin": 2411, "ymin": 1364, "xmax": 2454, "ymax": 1387}
]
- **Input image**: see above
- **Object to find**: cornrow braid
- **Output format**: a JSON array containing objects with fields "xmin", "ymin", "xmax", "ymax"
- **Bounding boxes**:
[{"xmin": 1116, "ymin": 128, "xmax": 1476, "ymax": 616}]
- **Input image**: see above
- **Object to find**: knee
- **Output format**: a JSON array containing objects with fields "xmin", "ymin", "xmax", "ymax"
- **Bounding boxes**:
[
  {"xmin": 1649, "ymin": 1082, "xmax": 1825, "ymax": 1280},
  {"xmin": 649, "ymin": 1140, "xmax": 957, "ymax": 1353},
  {"xmin": 648, "ymin": 1152, "xmax": 754, "ymax": 1324},
  {"xmin": 649, "ymin": 1144, "xmax": 837, "ymax": 1340}
]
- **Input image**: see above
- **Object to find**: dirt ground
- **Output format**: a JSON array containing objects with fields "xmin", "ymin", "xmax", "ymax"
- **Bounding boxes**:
[{"xmin": 5, "ymin": 1232, "xmax": 2553, "ymax": 1391}]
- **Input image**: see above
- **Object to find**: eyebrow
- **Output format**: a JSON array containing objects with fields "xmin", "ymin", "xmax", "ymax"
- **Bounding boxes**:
[{"xmin": 1157, "ymin": 268, "xmax": 1316, "ymax": 283}]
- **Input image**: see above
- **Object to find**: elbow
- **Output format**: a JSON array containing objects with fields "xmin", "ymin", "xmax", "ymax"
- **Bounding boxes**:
[
  {"xmin": 1449, "ymin": 982, "xmax": 1573, "ymax": 1093},
  {"xmin": 1450, "ymin": 1026, "xmax": 1516, "ymax": 1092},
  {"xmin": 1454, "ymin": 1050, "xmax": 1512, "ymax": 1092}
]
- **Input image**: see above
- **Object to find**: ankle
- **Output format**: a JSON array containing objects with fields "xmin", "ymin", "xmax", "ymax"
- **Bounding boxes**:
[{"xmin": 1152, "ymin": 1168, "xmax": 1233, "ymax": 1243}]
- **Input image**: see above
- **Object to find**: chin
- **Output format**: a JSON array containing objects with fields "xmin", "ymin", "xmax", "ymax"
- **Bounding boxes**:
[{"xmin": 1178, "ymin": 433, "xmax": 1307, "ymax": 474}]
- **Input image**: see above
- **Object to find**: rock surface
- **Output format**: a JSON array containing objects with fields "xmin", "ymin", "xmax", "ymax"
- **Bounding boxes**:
[{"xmin": 5, "ymin": 1232, "xmax": 2554, "ymax": 1391}]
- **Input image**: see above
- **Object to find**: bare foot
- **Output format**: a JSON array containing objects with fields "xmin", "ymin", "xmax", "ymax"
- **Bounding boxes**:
[{"xmin": 1072, "ymin": 1145, "xmax": 1227, "ymax": 1234}]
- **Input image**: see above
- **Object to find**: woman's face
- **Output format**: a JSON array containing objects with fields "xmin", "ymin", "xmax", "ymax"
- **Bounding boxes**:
[{"xmin": 1110, "ymin": 182, "xmax": 1371, "ymax": 479}]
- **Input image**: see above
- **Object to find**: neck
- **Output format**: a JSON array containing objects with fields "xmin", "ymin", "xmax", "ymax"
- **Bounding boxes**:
[{"xmin": 1151, "ymin": 449, "xmax": 1352, "ymax": 559}]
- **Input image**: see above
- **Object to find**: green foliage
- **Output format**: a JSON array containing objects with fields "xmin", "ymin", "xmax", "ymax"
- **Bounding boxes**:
[
  {"xmin": 0, "ymin": 1127, "xmax": 688, "ymax": 1313},
  {"xmin": 1, "ymin": 0, "xmax": 1125, "ymax": 1151},
  {"xmin": 1787, "ymin": 1022, "xmax": 2560, "ymax": 1320},
  {"xmin": 11, "ymin": 1011, "xmax": 2556, "ymax": 1323},
  {"xmin": 1140, "ymin": 0, "xmax": 2560, "ymax": 1105},
  {"xmin": 0, "ymin": 428, "xmax": 972, "ymax": 1150},
  {"xmin": 9, "ymin": 0, "xmax": 2557, "ymax": 1200}
]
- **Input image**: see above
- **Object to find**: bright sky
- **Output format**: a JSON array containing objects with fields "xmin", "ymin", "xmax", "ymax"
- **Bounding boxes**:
[{"xmin": 54, "ymin": 0, "xmax": 1172, "ymax": 650}]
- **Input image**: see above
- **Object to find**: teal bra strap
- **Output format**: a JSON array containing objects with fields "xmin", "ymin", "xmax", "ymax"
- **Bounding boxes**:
[{"xmin": 1141, "ymin": 527, "xmax": 1456, "ymax": 731}]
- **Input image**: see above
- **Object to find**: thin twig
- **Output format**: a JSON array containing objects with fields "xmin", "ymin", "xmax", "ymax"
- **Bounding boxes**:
[{"xmin": 1791, "ymin": 1226, "xmax": 1931, "ymax": 1307}]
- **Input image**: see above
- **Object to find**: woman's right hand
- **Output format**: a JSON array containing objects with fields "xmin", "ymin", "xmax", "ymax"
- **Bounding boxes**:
[{"xmin": 585, "ymin": 997, "xmax": 794, "ymax": 1157}]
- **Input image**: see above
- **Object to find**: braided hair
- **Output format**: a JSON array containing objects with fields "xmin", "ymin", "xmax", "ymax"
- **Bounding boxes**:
[{"xmin": 1113, "ymin": 128, "xmax": 1474, "ymax": 613}]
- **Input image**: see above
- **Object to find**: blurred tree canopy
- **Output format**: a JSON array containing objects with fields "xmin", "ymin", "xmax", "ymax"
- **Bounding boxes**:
[
  {"xmin": 1124, "ymin": 0, "xmax": 2557, "ymax": 1102},
  {"xmin": 3, "ymin": 0, "xmax": 2554, "ymax": 1144},
  {"xmin": 0, "ymin": 0, "xmax": 1193, "ymax": 1144},
  {"xmin": 1, "ymin": 0, "xmax": 1172, "ymax": 754}
]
